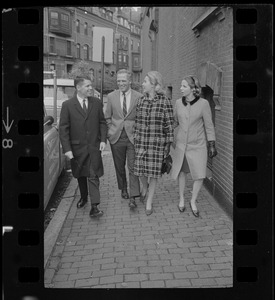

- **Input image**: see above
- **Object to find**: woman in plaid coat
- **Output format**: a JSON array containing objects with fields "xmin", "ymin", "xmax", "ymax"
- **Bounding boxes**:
[{"xmin": 133, "ymin": 71, "xmax": 174, "ymax": 215}]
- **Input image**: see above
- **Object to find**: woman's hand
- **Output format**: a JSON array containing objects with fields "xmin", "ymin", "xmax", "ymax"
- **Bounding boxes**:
[
  {"xmin": 164, "ymin": 143, "xmax": 171, "ymax": 157},
  {"xmin": 208, "ymin": 141, "xmax": 218, "ymax": 158}
]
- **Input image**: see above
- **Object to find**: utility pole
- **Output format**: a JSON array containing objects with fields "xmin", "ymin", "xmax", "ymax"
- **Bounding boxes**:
[{"xmin": 100, "ymin": 36, "xmax": 105, "ymax": 103}]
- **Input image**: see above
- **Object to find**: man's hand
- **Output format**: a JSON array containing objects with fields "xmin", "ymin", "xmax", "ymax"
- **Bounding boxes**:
[
  {"xmin": 65, "ymin": 151, "xmax": 74, "ymax": 159},
  {"xmin": 99, "ymin": 142, "xmax": 106, "ymax": 152}
]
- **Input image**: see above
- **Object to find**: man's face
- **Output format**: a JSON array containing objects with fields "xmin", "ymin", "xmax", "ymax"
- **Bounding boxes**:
[
  {"xmin": 117, "ymin": 73, "xmax": 131, "ymax": 93},
  {"xmin": 77, "ymin": 79, "xmax": 93, "ymax": 98}
]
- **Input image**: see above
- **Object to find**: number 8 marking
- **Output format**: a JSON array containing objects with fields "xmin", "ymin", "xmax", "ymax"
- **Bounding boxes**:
[{"xmin": 2, "ymin": 139, "xmax": 13, "ymax": 148}]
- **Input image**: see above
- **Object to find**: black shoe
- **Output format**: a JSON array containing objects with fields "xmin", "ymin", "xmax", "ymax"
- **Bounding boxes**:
[
  {"xmin": 121, "ymin": 189, "xmax": 129, "ymax": 199},
  {"xmin": 129, "ymin": 198, "xmax": 137, "ymax": 208},
  {"xmin": 89, "ymin": 205, "xmax": 104, "ymax": 218},
  {"xmin": 77, "ymin": 197, "xmax": 87, "ymax": 208},
  {"xmin": 178, "ymin": 204, "xmax": 186, "ymax": 213},
  {"xmin": 189, "ymin": 202, "xmax": 199, "ymax": 218}
]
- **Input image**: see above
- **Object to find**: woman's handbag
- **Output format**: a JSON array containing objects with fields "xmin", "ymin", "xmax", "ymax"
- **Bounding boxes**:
[{"xmin": 161, "ymin": 155, "xmax": 173, "ymax": 175}]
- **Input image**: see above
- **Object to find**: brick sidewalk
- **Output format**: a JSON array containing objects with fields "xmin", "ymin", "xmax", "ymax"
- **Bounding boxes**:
[{"xmin": 44, "ymin": 148, "xmax": 233, "ymax": 288}]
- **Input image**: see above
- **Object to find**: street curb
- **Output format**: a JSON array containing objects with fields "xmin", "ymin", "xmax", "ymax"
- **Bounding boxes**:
[{"xmin": 44, "ymin": 176, "xmax": 78, "ymax": 269}]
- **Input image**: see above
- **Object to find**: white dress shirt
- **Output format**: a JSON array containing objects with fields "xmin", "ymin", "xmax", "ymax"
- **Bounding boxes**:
[
  {"xmin": 120, "ymin": 89, "xmax": 131, "ymax": 114},
  {"xmin": 77, "ymin": 94, "xmax": 88, "ymax": 109}
]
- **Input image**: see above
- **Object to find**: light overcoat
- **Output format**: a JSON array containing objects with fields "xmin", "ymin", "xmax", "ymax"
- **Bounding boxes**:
[
  {"xmin": 59, "ymin": 96, "xmax": 107, "ymax": 178},
  {"xmin": 105, "ymin": 89, "xmax": 143, "ymax": 144},
  {"xmin": 170, "ymin": 97, "xmax": 216, "ymax": 180}
]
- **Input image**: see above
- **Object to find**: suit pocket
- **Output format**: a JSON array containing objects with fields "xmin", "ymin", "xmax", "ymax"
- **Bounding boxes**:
[{"xmin": 71, "ymin": 140, "xmax": 80, "ymax": 145}]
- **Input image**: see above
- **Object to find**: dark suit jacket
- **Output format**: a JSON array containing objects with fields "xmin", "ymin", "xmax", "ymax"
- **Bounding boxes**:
[{"xmin": 59, "ymin": 95, "xmax": 107, "ymax": 178}]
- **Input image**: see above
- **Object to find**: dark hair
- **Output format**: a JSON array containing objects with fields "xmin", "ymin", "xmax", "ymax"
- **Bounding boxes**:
[
  {"xmin": 183, "ymin": 75, "xmax": 201, "ymax": 97},
  {"xmin": 74, "ymin": 76, "xmax": 92, "ymax": 89}
]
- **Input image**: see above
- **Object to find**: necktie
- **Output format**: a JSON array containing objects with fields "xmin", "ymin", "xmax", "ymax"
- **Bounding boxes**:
[
  {"xmin": 83, "ymin": 99, "xmax": 87, "ymax": 114},
  {"xmin": 123, "ymin": 92, "xmax": 127, "ymax": 117}
]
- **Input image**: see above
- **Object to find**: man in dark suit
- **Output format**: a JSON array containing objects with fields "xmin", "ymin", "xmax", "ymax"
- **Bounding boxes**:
[
  {"xmin": 59, "ymin": 76, "xmax": 107, "ymax": 217},
  {"xmin": 105, "ymin": 69, "xmax": 143, "ymax": 208}
]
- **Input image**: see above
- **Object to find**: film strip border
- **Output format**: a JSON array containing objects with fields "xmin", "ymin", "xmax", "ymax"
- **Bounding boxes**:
[{"xmin": 2, "ymin": 5, "xmax": 273, "ymax": 300}]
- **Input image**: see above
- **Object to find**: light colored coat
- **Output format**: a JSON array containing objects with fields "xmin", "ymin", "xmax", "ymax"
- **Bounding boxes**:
[
  {"xmin": 170, "ymin": 97, "xmax": 216, "ymax": 180},
  {"xmin": 105, "ymin": 89, "xmax": 142, "ymax": 144}
]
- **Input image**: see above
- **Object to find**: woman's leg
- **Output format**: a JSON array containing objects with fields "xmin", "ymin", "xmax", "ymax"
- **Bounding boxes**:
[
  {"xmin": 178, "ymin": 171, "xmax": 186, "ymax": 207},
  {"xmin": 139, "ymin": 176, "xmax": 149, "ymax": 196},
  {"xmin": 146, "ymin": 177, "xmax": 157, "ymax": 210},
  {"xmin": 190, "ymin": 179, "xmax": 204, "ymax": 211}
]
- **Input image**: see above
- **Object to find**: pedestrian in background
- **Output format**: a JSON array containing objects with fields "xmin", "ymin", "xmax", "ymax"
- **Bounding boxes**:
[
  {"xmin": 59, "ymin": 76, "xmax": 107, "ymax": 218},
  {"xmin": 105, "ymin": 69, "xmax": 143, "ymax": 208},
  {"xmin": 171, "ymin": 75, "xmax": 218, "ymax": 217},
  {"xmin": 134, "ymin": 71, "xmax": 174, "ymax": 215}
]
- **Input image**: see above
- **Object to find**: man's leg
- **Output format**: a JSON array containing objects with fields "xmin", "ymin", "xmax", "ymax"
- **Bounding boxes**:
[
  {"xmin": 110, "ymin": 138, "xmax": 128, "ymax": 198},
  {"xmin": 88, "ymin": 175, "xmax": 103, "ymax": 217},
  {"xmin": 76, "ymin": 177, "xmax": 88, "ymax": 208},
  {"xmin": 127, "ymin": 140, "xmax": 140, "ymax": 208}
]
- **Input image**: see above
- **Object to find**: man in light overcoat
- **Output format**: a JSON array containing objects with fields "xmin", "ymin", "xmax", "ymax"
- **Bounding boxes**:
[
  {"xmin": 59, "ymin": 76, "xmax": 107, "ymax": 218},
  {"xmin": 105, "ymin": 69, "xmax": 143, "ymax": 208}
]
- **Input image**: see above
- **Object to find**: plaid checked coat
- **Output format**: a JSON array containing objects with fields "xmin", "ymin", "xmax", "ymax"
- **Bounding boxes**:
[{"xmin": 133, "ymin": 93, "xmax": 174, "ymax": 178}]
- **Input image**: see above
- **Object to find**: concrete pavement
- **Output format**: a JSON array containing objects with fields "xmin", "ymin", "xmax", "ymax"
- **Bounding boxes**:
[{"xmin": 44, "ymin": 144, "xmax": 233, "ymax": 288}]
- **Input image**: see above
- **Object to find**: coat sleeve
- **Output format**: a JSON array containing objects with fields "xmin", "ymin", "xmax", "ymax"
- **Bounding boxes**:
[
  {"xmin": 59, "ymin": 101, "xmax": 72, "ymax": 153},
  {"xmin": 98, "ymin": 100, "xmax": 107, "ymax": 143},
  {"xmin": 164, "ymin": 98, "xmax": 174, "ymax": 144},
  {"xmin": 133, "ymin": 96, "xmax": 141, "ymax": 140},
  {"xmin": 104, "ymin": 94, "xmax": 112, "ymax": 131},
  {"xmin": 172, "ymin": 100, "xmax": 179, "ymax": 129},
  {"xmin": 202, "ymin": 100, "xmax": 216, "ymax": 141}
]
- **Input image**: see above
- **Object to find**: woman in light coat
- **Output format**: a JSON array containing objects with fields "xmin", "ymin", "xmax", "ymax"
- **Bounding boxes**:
[{"xmin": 171, "ymin": 75, "xmax": 218, "ymax": 217}]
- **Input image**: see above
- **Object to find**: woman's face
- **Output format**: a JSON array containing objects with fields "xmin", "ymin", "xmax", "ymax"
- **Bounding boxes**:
[
  {"xmin": 180, "ymin": 79, "xmax": 192, "ymax": 97},
  {"xmin": 142, "ymin": 76, "xmax": 154, "ymax": 94}
]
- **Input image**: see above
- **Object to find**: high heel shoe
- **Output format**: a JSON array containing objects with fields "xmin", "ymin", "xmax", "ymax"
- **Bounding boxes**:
[
  {"xmin": 189, "ymin": 202, "xmax": 199, "ymax": 218},
  {"xmin": 145, "ymin": 205, "xmax": 153, "ymax": 216},
  {"xmin": 178, "ymin": 204, "xmax": 186, "ymax": 213}
]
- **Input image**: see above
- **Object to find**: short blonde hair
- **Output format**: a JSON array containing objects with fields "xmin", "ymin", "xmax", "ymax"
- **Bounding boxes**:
[
  {"xmin": 183, "ymin": 75, "xmax": 201, "ymax": 97},
  {"xmin": 146, "ymin": 71, "xmax": 165, "ymax": 94},
  {"xmin": 117, "ymin": 69, "xmax": 132, "ymax": 81}
]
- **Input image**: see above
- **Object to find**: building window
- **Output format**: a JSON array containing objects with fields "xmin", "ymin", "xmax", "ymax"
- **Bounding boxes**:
[
  {"xmin": 83, "ymin": 44, "xmax": 89, "ymax": 60},
  {"xmin": 67, "ymin": 41, "xmax": 71, "ymax": 56},
  {"xmin": 131, "ymin": 39, "xmax": 133, "ymax": 50},
  {"xmin": 76, "ymin": 19, "xmax": 80, "ymax": 33},
  {"xmin": 67, "ymin": 64, "xmax": 73, "ymax": 74},
  {"xmin": 137, "ymin": 42, "xmax": 140, "ymax": 52},
  {"xmin": 84, "ymin": 22, "xmax": 88, "ymax": 35},
  {"xmin": 123, "ymin": 54, "xmax": 126, "ymax": 63},
  {"xmin": 49, "ymin": 37, "xmax": 55, "ymax": 53},
  {"xmin": 133, "ymin": 56, "xmax": 140, "ymax": 67},
  {"xmin": 100, "ymin": 7, "xmax": 106, "ymax": 18},
  {"xmin": 76, "ymin": 43, "xmax": 80, "ymax": 58},
  {"xmin": 50, "ymin": 11, "xmax": 58, "ymax": 26},
  {"xmin": 118, "ymin": 54, "xmax": 122, "ymax": 62}
]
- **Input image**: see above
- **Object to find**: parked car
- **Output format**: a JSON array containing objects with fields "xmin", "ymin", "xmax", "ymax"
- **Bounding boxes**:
[{"xmin": 43, "ymin": 111, "xmax": 66, "ymax": 209}]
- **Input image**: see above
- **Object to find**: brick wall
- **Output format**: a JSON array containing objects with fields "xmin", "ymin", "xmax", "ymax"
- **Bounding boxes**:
[{"xmin": 141, "ymin": 7, "xmax": 233, "ymax": 207}]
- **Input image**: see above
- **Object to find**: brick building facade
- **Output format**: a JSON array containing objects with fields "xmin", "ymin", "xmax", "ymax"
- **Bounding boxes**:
[
  {"xmin": 140, "ymin": 7, "xmax": 233, "ymax": 214},
  {"xmin": 43, "ymin": 7, "xmax": 142, "ymax": 92}
]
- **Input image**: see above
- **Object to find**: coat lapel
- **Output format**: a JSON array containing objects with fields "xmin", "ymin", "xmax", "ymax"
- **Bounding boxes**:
[
  {"xmin": 115, "ymin": 90, "xmax": 124, "ymax": 117},
  {"xmin": 73, "ymin": 96, "xmax": 86, "ymax": 118},
  {"xmin": 86, "ymin": 97, "xmax": 94, "ymax": 118},
  {"xmin": 127, "ymin": 89, "xmax": 137, "ymax": 116}
]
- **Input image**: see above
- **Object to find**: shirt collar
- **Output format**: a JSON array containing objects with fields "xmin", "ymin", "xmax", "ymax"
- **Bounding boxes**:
[
  {"xmin": 77, "ymin": 94, "xmax": 87, "ymax": 102},
  {"xmin": 182, "ymin": 96, "xmax": 200, "ymax": 106},
  {"xmin": 120, "ymin": 89, "xmax": 131, "ymax": 97}
]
